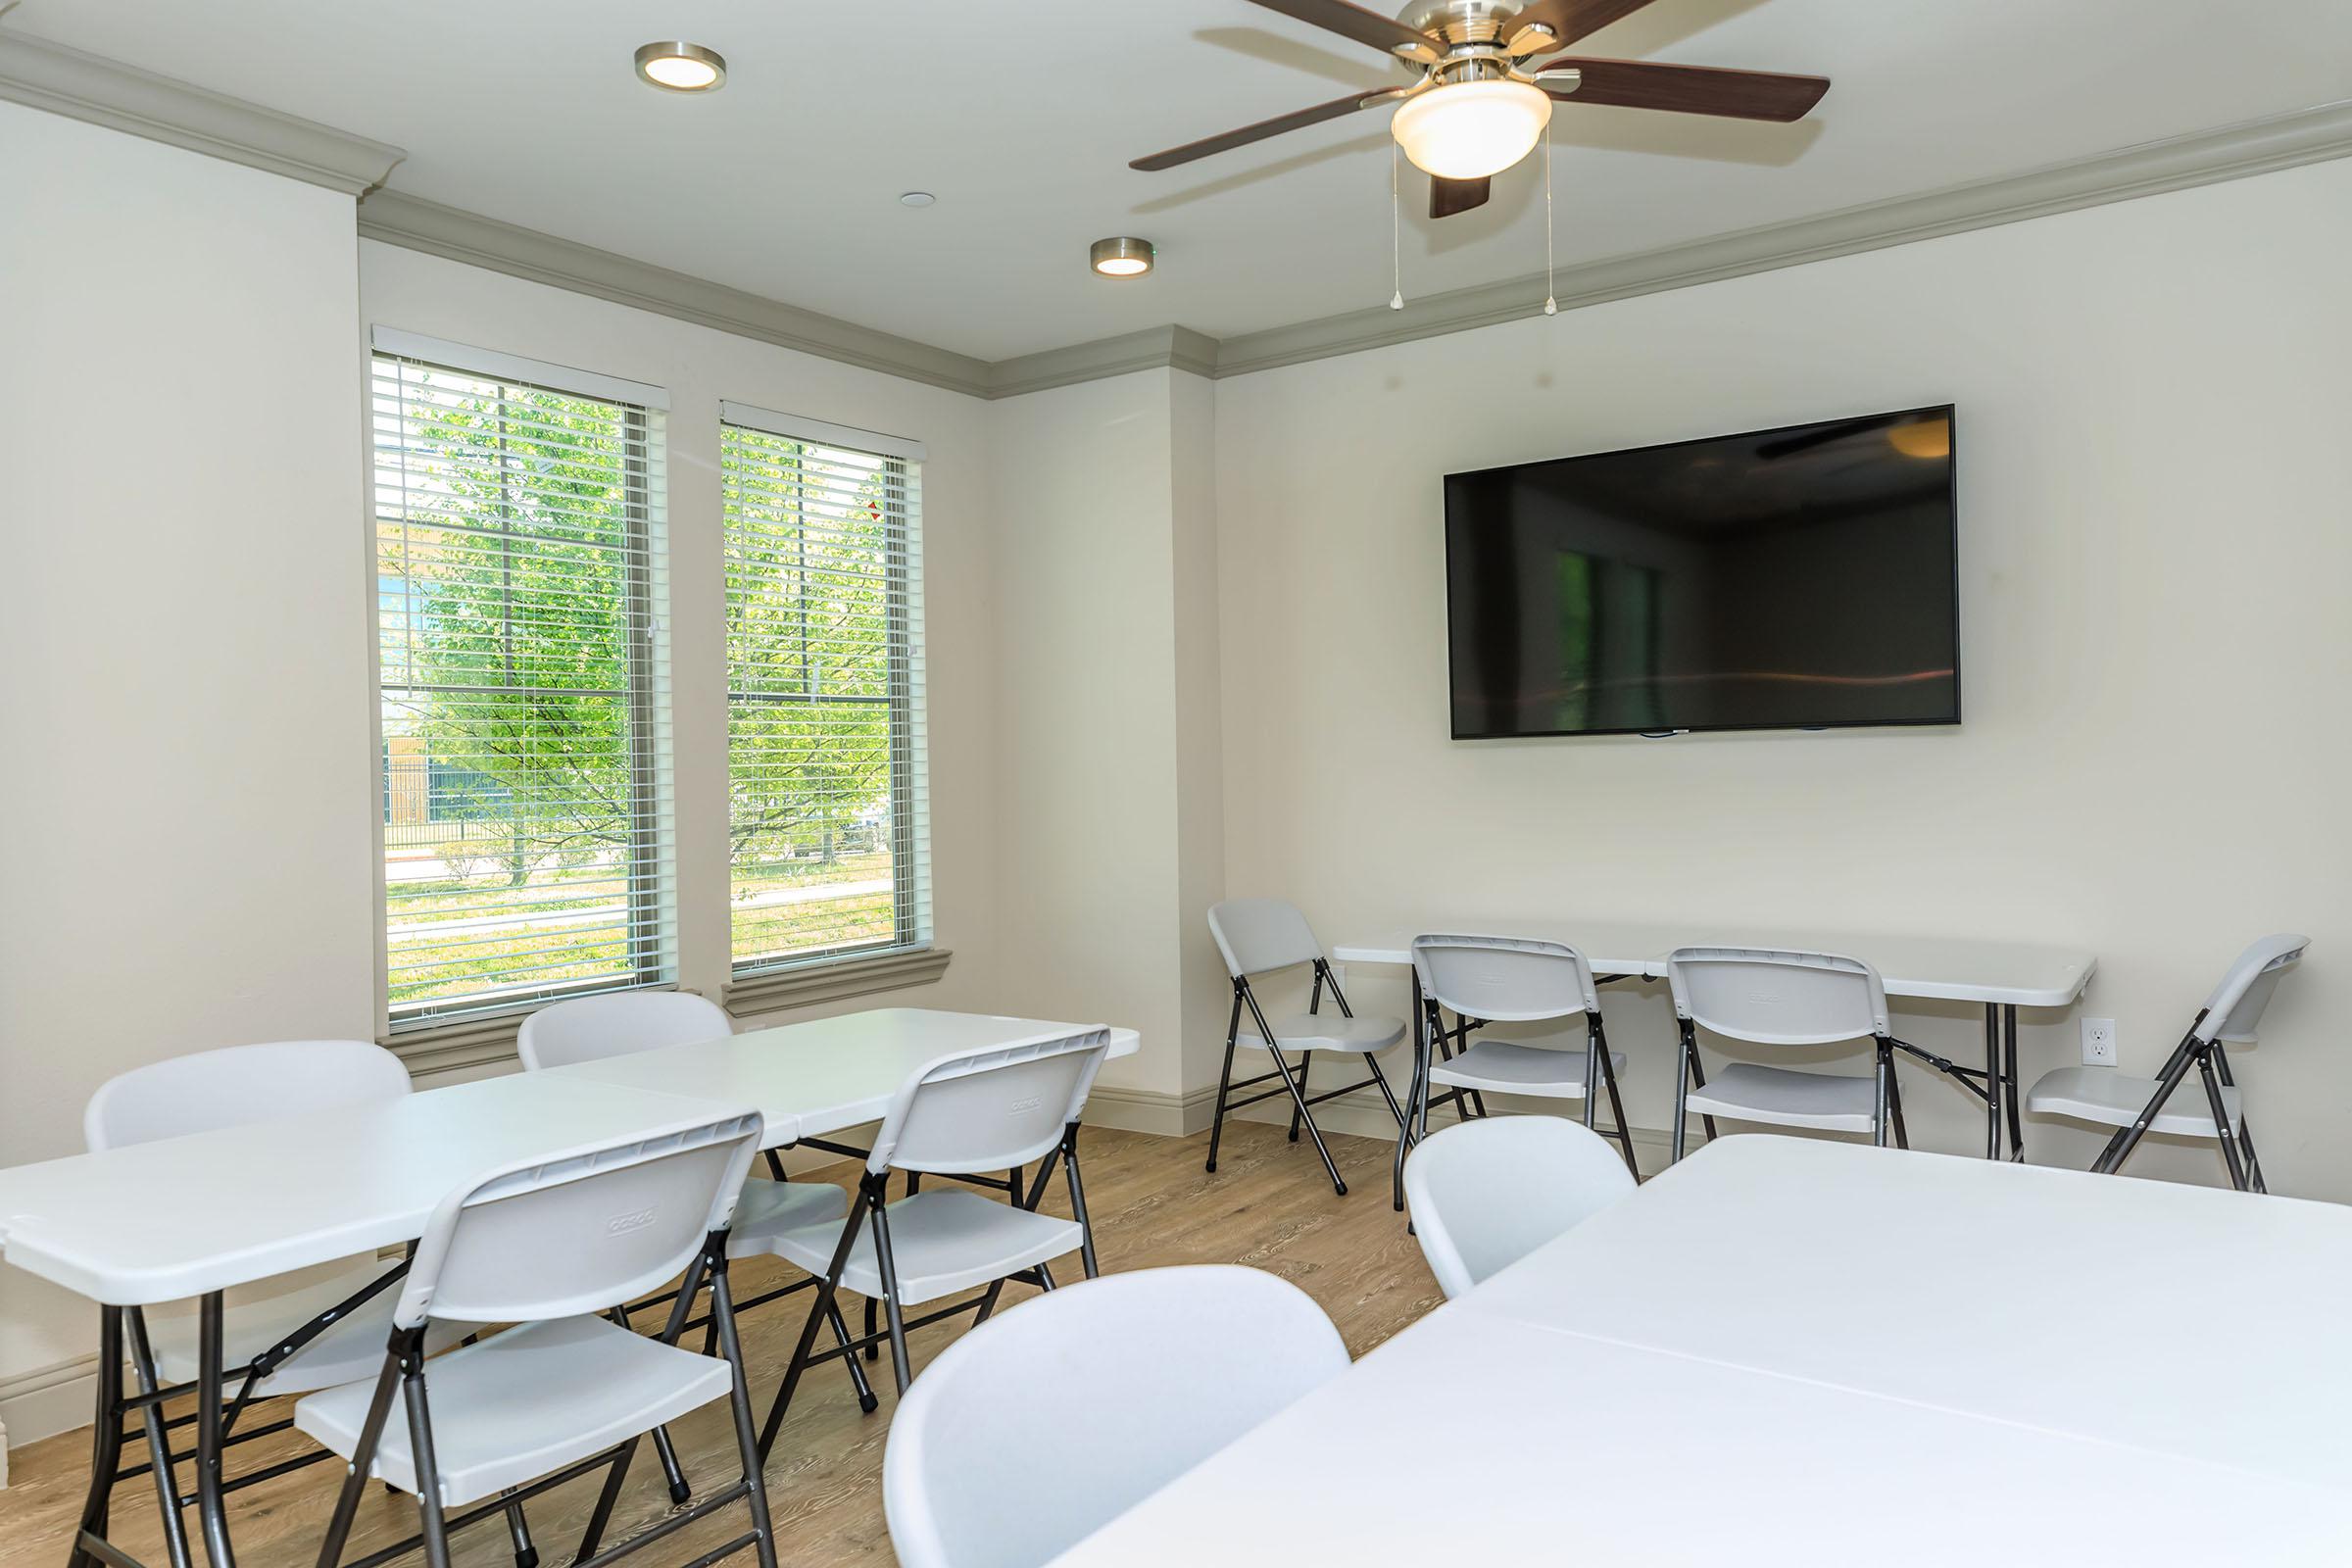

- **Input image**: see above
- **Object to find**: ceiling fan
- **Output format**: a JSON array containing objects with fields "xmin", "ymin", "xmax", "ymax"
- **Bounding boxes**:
[{"xmin": 1132, "ymin": 0, "xmax": 1829, "ymax": 219}]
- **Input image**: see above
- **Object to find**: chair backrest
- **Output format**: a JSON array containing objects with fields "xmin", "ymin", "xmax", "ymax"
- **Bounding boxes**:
[
  {"xmin": 395, "ymin": 1107, "xmax": 761, "ymax": 1329},
  {"xmin": 2195, "ymin": 933, "xmax": 2310, "ymax": 1045},
  {"xmin": 85, "ymin": 1040, "xmax": 412, "ymax": 1152},
  {"xmin": 867, "ymin": 1028, "xmax": 1111, "ymax": 1176},
  {"xmin": 516, "ymin": 990, "xmax": 731, "ymax": 1071},
  {"xmin": 1666, "ymin": 947, "xmax": 1889, "ymax": 1046},
  {"xmin": 1412, "ymin": 934, "xmax": 1598, "ymax": 1021},
  {"xmin": 883, "ymin": 1265, "xmax": 1348, "ymax": 1568},
  {"xmin": 1403, "ymin": 1116, "xmax": 1636, "ymax": 1299},
  {"xmin": 1206, "ymin": 898, "xmax": 1323, "ymax": 980}
]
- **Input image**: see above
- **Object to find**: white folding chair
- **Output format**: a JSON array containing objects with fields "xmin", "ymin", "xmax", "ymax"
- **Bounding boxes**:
[
  {"xmin": 517, "ymin": 992, "xmax": 879, "ymax": 1437},
  {"xmin": 1666, "ymin": 947, "xmax": 1907, "ymax": 1162},
  {"xmin": 2028, "ymin": 933, "xmax": 2307, "ymax": 1192},
  {"xmin": 298, "ymin": 1106, "xmax": 778, "ymax": 1568},
  {"xmin": 80, "ymin": 1043, "xmax": 524, "ymax": 1568},
  {"xmin": 1402, "ymin": 1115, "xmax": 1638, "ymax": 1299},
  {"xmin": 749, "ymin": 1026, "xmax": 1113, "ymax": 1456},
  {"xmin": 1205, "ymin": 899, "xmax": 1408, "ymax": 1196},
  {"xmin": 515, "ymin": 990, "xmax": 730, "ymax": 1072},
  {"xmin": 882, "ymin": 1265, "xmax": 1348, "ymax": 1568},
  {"xmin": 1407, "ymin": 934, "xmax": 1640, "ymax": 1179}
]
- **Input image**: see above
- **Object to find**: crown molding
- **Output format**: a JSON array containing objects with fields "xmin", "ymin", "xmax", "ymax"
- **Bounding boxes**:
[
  {"xmin": 988, "ymin": 325, "xmax": 1221, "ymax": 398},
  {"xmin": 1212, "ymin": 96, "xmax": 2352, "ymax": 377},
  {"xmin": 13, "ymin": 31, "xmax": 2348, "ymax": 398},
  {"xmin": 358, "ymin": 190, "xmax": 997, "ymax": 398},
  {"xmin": 0, "ymin": 30, "xmax": 403, "ymax": 195}
]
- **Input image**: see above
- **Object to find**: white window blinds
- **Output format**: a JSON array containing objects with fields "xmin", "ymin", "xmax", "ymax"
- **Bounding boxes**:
[
  {"xmin": 721, "ymin": 405, "xmax": 931, "ymax": 973},
  {"xmin": 372, "ymin": 340, "xmax": 675, "ymax": 1028}
]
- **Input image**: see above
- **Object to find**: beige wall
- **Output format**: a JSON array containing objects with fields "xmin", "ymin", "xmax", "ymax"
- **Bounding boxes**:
[
  {"xmin": 0, "ymin": 102, "xmax": 376, "ymax": 1428},
  {"xmin": 986, "ymin": 369, "xmax": 1228, "ymax": 1112},
  {"xmin": 1213, "ymin": 155, "xmax": 2352, "ymax": 1195}
]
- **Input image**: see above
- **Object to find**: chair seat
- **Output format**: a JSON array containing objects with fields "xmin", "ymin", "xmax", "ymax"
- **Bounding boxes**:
[
  {"xmin": 2028, "ymin": 1066, "xmax": 2240, "ymax": 1140},
  {"xmin": 1239, "ymin": 1012, "xmax": 1406, "ymax": 1054},
  {"xmin": 1431, "ymin": 1041, "xmax": 1626, "ymax": 1100},
  {"xmin": 147, "ymin": 1265, "xmax": 469, "ymax": 1396},
  {"xmin": 726, "ymin": 1175, "xmax": 849, "ymax": 1256},
  {"xmin": 753, "ymin": 1189, "xmax": 1084, "ymax": 1309},
  {"xmin": 1686, "ymin": 1063, "xmax": 1878, "ymax": 1134},
  {"xmin": 295, "ymin": 1316, "xmax": 730, "ymax": 1508}
]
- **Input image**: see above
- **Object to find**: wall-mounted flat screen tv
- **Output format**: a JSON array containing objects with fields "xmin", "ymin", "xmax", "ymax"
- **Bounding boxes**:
[{"xmin": 1444, "ymin": 406, "xmax": 1959, "ymax": 739}]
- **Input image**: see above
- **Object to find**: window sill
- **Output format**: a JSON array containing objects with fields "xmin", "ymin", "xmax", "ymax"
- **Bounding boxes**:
[
  {"xmin": 380, "ymin": 1010, "xmax": 528, "ymax": 1079},
  {"xmin": 381, "ymin": 984, "xmax": 690, "ymax": 1078},
  {"xmin": 724, "ymin": 946, "xmax": 953, "ymax": 1019}
]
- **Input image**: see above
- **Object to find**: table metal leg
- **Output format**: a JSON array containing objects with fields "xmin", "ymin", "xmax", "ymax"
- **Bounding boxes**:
[
  {"xmin": 195, "ymin": 1292, "xmax": 236, "ymax": 1568},
  {"xmin": 1393, "ymin": 972, "xmax": 1427, "ymax": 1212},
  {"xmin": 1983, "ymin": 1006, "xmax": 2004, "ymax": 1160},
  {"xmin": 125, "ymin": 1307, "xmax": 195, "ymax": 1568},
  {"xmin": 2002, "ymin": 1004, "xmax": 2026, "ymax": 1161},
  {"xmin": 69, "ymin": 1305, "xmax": 124, "ymax": 1568}
]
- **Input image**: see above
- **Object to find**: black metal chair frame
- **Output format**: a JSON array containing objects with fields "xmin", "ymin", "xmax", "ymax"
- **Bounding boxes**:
[
  {"xmin": 1670, "ymin": 1018, "xmax": 1914, "ymax": 1161},
  {"xmin": 70, "ymin": 1262, "xmax": 514, "ymax": 1568},
  {"xmin": 1407, "ymin": 999, "xmax": 1643, "ymax": 1181},
  {"xmin": 313, "ymin": 1227, "xmax": 777, "ymax": 1568},
  {"xmin": 1205, "ymin": 958, "xmax": 1408, "ymax": 1197},
  {"xmin": 755, "ymin": 1119, "xmax": 1100, "ymax": 1460},
  {"xmin": 2086, "ymin": 1009, "xmax": 2267, "ymax": 1193}
]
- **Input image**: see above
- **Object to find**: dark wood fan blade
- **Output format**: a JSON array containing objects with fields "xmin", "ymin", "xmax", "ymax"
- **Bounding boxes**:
[
  {"xmin": 1501, "ymin": 0, "xmax": 1665, "ymax": 54},
  {"xmin": 1542, "ymin": 58, "xmax": 1830, "ymax": 121},
  {"xmin": 1130, "ymin": 90, "xmax": 1394, "ymax": 172},
  {"xmin": 1244, "ymin": 0, "xmax": 1441, "ymax": 60},
  {"xmin": 1430, "ymin": 176, "xmax": 1492, "ymax": 219}
]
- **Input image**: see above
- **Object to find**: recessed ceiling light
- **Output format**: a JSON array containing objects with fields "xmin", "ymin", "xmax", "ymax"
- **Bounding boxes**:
[
  {"xmin": 634, "ymin": 41, "xmax": 726, "ymax": 93},
  {"xmin": 1089, "ymin": 236, "xmax": 1155, "ymax": 278},
  {"xmin": 899, "ymin": 191, "xmax": 936, "ymax": 209}
]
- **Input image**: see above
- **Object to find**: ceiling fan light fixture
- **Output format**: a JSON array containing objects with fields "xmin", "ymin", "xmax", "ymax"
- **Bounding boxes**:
[
  {"xmin": 1391, "ymin": 78, "xmax": 1552, "ymax": 180},
  {"xmin": 1090, "ymin": 236, "xmax": 1156, "ymax": 278},
  {"xmin": 634, "ymin": 41, "xmax": 726, "ymax": 93}
]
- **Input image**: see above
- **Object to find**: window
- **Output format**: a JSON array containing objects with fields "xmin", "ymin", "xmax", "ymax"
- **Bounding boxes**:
[
  {"xmin": 371, "ymin": 331, "xmax": 674, "ymax": 1028},
  {"xmin": 721, "ymin": 404, "xmax": 930, "ymax": 973}
]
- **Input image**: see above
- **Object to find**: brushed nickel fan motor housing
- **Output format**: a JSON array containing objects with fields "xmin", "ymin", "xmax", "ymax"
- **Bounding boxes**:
[{"xmin": 1394, "ymin": 0, "xmax": 1528, "ymax": 50}]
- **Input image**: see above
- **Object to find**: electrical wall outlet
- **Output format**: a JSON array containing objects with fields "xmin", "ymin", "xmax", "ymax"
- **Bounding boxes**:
[{"xmin": 2081, "ymin": 1017, "xmax": 2117, "ymax": 1067}]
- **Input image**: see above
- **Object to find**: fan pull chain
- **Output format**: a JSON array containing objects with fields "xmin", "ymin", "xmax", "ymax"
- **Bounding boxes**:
[
  {"xmin": 1390, "ymin": 142, "xmax": 1404, "ymax": 311},
  {"xmin": 1543, "ymin": 135, "xmax": 1558, "ymax": 317}
]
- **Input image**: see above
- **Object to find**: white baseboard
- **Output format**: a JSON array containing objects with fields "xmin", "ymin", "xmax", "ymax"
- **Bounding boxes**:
[
  {"xmin": 1227, "ymin": 1082, "xmax": 1701, "ymax": 1167},
  {"xmin": 1079, "ymin": 1075, "xmax": 1700, "ymax": 1164},
  {"xmin": 1079, "ymin": 1082, "xmax": 1216, "ymax": 1137},
  {"xmin": 0, "ymin": 1351, "xmax": 101, "ymax": 1457}
]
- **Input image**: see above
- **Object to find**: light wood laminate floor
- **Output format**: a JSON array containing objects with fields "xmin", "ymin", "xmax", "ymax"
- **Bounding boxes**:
[{"xmin": 0, "ymin": 1122, "xmax": 1438, "ymax": 1568}]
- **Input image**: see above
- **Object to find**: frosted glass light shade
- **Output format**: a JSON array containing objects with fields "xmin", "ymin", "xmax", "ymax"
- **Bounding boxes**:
[{"xmin": 1392, "ymin": 79, "xmax": 1552, "ymax": 180}]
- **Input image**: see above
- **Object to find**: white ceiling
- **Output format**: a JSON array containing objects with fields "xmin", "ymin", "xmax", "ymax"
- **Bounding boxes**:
[{"xmin": 14, "ymin": 1, "xmax": 2351, "ymax": 362}]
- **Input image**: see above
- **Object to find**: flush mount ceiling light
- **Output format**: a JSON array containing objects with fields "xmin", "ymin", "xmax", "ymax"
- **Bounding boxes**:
[
  {"xmin": 899, "ymin": 191, "xmax": 937, "ymax": 208},
  {"xmin": 634, "ymin": 41, "xmax": 726, "ymax": 93},
  {"xmin": 1090, "ymin": 237, "xmax": 1155, "ymax": 278}
]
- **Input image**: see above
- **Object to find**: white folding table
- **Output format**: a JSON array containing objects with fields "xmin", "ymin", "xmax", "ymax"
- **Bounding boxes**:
[
  {"xmin": 539, "ymin": 1006, "xmax": 1143, "ymax": 1149},
  {"xmin": 1052, "ymin": 1138, "xmax": 2352, "ymax": 1566},
  {"xmin": 1333, "ymin": 921, "xmax": 2094, "ymax": 1202},
  {"xmin": 0, "ymin": 1006, "xmax": 1135, "ymax": 1568}
]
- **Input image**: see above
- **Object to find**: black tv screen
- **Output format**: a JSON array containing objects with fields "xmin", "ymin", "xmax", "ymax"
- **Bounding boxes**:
[{"xmin": 1444, "ymin": 406, "xmax": 1960, "ymax": 739}]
